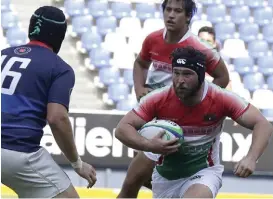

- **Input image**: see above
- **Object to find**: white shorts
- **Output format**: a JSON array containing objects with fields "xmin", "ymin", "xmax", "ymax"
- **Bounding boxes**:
[
  {"xmin": 1, "ymin": 147, "xmax": 71, "ymax": 198},
  {"xmin": 151, "ymin": 165, "xmax": 224, "ymax": 198}
]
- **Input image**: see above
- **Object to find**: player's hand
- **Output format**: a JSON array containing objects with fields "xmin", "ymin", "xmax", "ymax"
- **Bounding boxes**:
[
  {"xmin": 147, "ymin": 131, "xmax": 181, "ymax": 155},
  {"xmin": 234, "ymin": 156, "xmax": 256, "ymax": 178},
  {"xmin": 74, "ymin": 162, "xmax": 97, "ymax": 188},
  {"xmin": 136, "ymin": 87, "xmax": 152, "ymax": 102}
]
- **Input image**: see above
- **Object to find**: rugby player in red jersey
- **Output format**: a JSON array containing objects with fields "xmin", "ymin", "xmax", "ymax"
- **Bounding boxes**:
[{"xmin": 116, "ymin": 47, "xmax": 273, "ymax": 198}]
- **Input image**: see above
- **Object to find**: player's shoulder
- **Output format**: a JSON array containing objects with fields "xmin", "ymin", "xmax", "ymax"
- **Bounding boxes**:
[
  {"xmin": 145, "ymin": 29, "xmax": 164, "ymax": 41},
  {"xmin": 140, "ymin": 85, "xmax": 171, "ymax": 104}
]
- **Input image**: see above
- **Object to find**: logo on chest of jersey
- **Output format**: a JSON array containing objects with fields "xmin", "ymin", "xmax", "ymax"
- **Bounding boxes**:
[
  {"xmin": 203, "ymin": 113, "xmax": 217, "ymax": 122},
  {"xmin": 152, "ymin": 60, "xmax": 172, "ymax": 73}
]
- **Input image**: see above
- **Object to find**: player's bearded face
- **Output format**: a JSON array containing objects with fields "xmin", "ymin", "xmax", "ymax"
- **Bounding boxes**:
[
  {"xmin": 172, "ymin": 68, "xmax": 199, "ymax": 99},
  {"xmin": 163, "ymin": 0, "xmax": 189, "ymax": 32}
]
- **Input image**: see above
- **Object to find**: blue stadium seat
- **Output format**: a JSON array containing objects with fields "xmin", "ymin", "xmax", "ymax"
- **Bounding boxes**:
[
  {"xmin": 262, "ymin": 109, "xmax": 273, "ymax": 118},
  {"xmin": 87, "ymin": 0, "xmax": 108, "ymax": 18},
  {"xmin": 1, "ymin": 0, "xmax": 11, "ymax": 12},
  {"xmin": 243, "ymin": 73, "xmax": 265, "ymax": 92},
  {"xmin": 111, "ymin": 1, "xmax": 132, "ymax": 19},
  {"xmin": 6, "ymin": 28, "xmax": 27, "ymax": 47},
  {"xmin": 248, "ymin": 40, "xmax": 269, "ymax": 58},
  {"xmin": 108, "ymin": 83, "xmax": 130, "ymax": 102},
  {"xmin": 206, "ymin": 5, "xmax": 226, "ymax": 23},
  {"xmin": 80, "ymin": 31, "xmax": 102, "ymax": 52},
  {"xmin": 253, "ymin": 7, "xmax": 273, "ymax": 26},
  {"xmin": 1, "ymin": 12, "xmax": 18, "ymax": 30},
  {"xmin": 243, "ymin": 0, "xmax": 264, "ymax": 8},
  {"xmin": 215, "ymin": 22, "xmax": 235, "ymax": 41},
  {"xmin": 257, "ymin": 56, "xmax": 273, "ymax": 75},
  {"xmin": 96, "ymin": 16, "xmax": 117, "ymax": 36},
  {"xmin": 99, "ymin": 67, "xmax": 120, "ymax": 86},
  {"xmin": 89, "ymin": 48, "xmax": 111, "ymax": 69},
  {"xmin": 230, "ymin": 6, "xmax": 250, "ymax": 24},
  {"xmin": 71, "ymin": 15, "xmax": 92, "ymax": 36},
  {"xmin": 135, "ymin": 3, "xmax": 156, "ymax": 20},
  {"xmin": 267, "ymin": 75, "xmax": 273, "ymax": 90},
  {"xmin": 268, "ymin": 0, "xmax": 273, "ymax": 7},
  {"xmin": 64, "ymin": 0, "xmax": 85, "ymax": 17},
  {"xmin": 262, "ymin": 23, "xmax": 273, "ymax": 44},
  {"xmin": 116, "ymin": 98, "xmax": 137, "ymax": 111},
  {"xmin": 222, "ymin": 0, "xmax": 244, "ymax": 7},
  {"xmin": 238, "ymin": 23, "xmax": 259, "ymax": 42},
  {"xmin": 198, "ymin": 0, "xmax": 220, "ymax": 6},
  {"xmin": 123, "ymin": 69, "xmax": 134, "ymax": 87},
  {"xmin": 233, "ymin": 57, "xmax": 255, "ymax": 75}
]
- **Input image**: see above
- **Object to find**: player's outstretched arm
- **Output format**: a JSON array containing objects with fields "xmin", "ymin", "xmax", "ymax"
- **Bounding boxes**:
[
  {"xmin": 211, "ymin": 58, "xmax": 230, "ymax": 88},
  {"xmin": 234, "ymin": 104, "xmax": 273, "ymax": 177},
  {"xmin": 133, "ymin": 55, "xmax": 152, "ymax": 101},
  {"xmin": 47, "ymin": 103, "xmax": 97, "ymax": 188}
]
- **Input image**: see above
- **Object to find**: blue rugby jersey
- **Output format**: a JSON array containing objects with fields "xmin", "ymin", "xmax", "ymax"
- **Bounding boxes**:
[{"xmin": 1, "ymin": 41, "xmax": 75, "ymax": 153}]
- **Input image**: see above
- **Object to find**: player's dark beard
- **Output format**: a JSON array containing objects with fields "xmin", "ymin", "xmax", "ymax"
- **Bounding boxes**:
[{"xmin": 175, "ymin": 82, "xmax": 201, "ymax": 103}]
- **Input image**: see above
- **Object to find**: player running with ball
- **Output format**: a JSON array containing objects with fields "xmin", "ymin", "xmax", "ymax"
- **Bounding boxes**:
[{"xmin": 115, "ymin": 47, "xmax": 273, "ymax": 198}]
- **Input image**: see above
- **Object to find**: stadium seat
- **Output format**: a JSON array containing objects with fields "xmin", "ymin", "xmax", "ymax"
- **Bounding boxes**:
[
  {"xmin": 143, "ymin": 18, "xmax": 164, "ymax": 36},
  {"xmin": 244, "ymin": 0, "xmax": 264, "ymax": 8},
  {"xmin": 1, "ymin": 0, "xmax": 11, "ymax": 12},
  {"xmin": 262, "ymin": 23, "xmax": 273, "ymax": 44},
  {"xmin": 243, "ymin": 73, "xmax": 265, "ymax": 92},
  {"xmin": 236, "ymin": 88, "xmax": 251, "ymax": 101},
  {"xmin": 96, "ymin": 16, "xmax": 117, "ymax": 36},
  {"xmin": 190, "ymin": 20, "xmax": 212, "ymax": 36},
  {"xmin": 128, "ymin": 33, "xmax": 146, "ymax": 54},
  {"xmin": 222, "ymin": 0, "xmax": 244, "ymax": 7},
  {"xmin": 123, "ymin": 69, "xmax": 134, "ymax": 86},
  {"xmin": 214, "ymin": 22, "xmax": 235, "ymax": 41},
  {"xmin": 110, "ymin": 1, "xmax": 132, "ymax": 19},
  {"xmin": 98, "ymin": 67, "xmax": 120, "ymax": 86},
  {"xmin": 71, "ymin": 15, "xmax": 93, "ymax": 36},
  {"xmin": 253, "ymin": 7, "xmax": 273, "ymax": 26},
  {"xmin": 191, "ymin": 3, "xmax": 202, "ymax": 21},
  {"xmin": 64, "ymin": 0, "xmax": 85, "ymax": 17},
  {"xmin": 135, "ymin": 3, "xmax": 156, "ymax": 20},
  {"xmin": 6, "ymin": 28, "xmax": 27, "ymax": 47},
  {"xmin": 268, "ymin": 0, "xmax": 273, "ymax": 6},
  {"xmin": 1, "ymin": 11, "xmax": 18, "ymax": 30},
  {"xmin": 87, "ymin": 0, "xmax": 108, "ymax": 18},
  {"xmin": 112, "ymin": 47, "xmax": 135, "ymax": 69},
  {"xmin": 118, "ymin": 17, "xmax": 142, "ymax": 37},
  {"xmin": 221, "ymin": 39, "xmax": 248, "ymax": 58},
  {"xmin": 233, "ymin": 57, "xmax": 256, "ymax": 75},
  {"xmin": 103, "ymin": 32, "xmax": 127, "ymax": 52},
  {"xmin": 78, "ymin": 31, "xmax": 102, "ymax": 53},
  {"xmin": 229, "ymin": 71, "xmax": 244, "ymax": 91},
  {"xmin": 230, "ymin": 6, "xmax": 250, "ymax": 24},
  {"xmin": 262, "ymin": 109, "xmax": 273, "ymax": 118},
  {"xmin": 238, "ymin": 23, "xmax": 259, "ymax": 43},
  {"xmin": 206, "ymin": 5, "xmax": 226, "ymax": 24},
  {"xmin": 89, "ymin": 48, "xmax": 111, "ymax": 69},
  {"xmin": 116, "ymin": 98, "xmax": 137, "ymax": 111},
  {"xmin": 248, "ymin": 40, "xmax": 269, "ymax": 58},
  {"xmin": 252, "ymin": 89, "xmax": 273, "ymax": 109},
  {"xmin": 107, "ymin": 83, "xmax": 130, "ymax": 102},
  {"xmin": 257, "ymin": 56, "xmax": 273, "ymax": 75},
  {"xmin": 198, "ymin": 0, "xmax": 220, "ymax": 6},
  {"xmin": 267, "ymin": 75, "xmax": 273, "ymax": 90}
]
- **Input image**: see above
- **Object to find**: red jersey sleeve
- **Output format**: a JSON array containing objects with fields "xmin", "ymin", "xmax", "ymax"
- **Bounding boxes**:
[
  {"xmin": 139, "ymin": 34, "xmax": 152, "ymax": 62},
  {"xmin": 222, "ymin": 89, "xmax": 250, "ymax": 120}
]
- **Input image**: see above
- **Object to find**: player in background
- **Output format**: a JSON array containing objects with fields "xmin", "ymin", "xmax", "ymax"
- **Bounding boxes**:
[
  {"xmin": 115, "ymin": 47, "xmax": 273, "ymax": 198},
  {"xmin": 134, "ymin": 0, "xmax": 230, "ymax": 101},
  {"xmin": 1, "ymin": 6, "xmax": 96, "ymax": 198},
  {"xmin": 198, "ymin": 26, "xmax": 219, "ymax": 52}
]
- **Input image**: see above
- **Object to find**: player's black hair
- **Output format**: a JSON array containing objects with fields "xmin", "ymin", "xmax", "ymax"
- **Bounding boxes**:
[
  {"xmin": 170, "ymin": 46, "xmax": 206, "ymax": 86},
  {"xmin": 198, "ymin": 26, "xmax": 216, "ymax": 41},
  {"xmin": 28, "ymin": 6, "xmax": 67, "ymax": 54},
  {"xmin": 161, "ymin": 0, "xmax": 197, "ymax": 24}
]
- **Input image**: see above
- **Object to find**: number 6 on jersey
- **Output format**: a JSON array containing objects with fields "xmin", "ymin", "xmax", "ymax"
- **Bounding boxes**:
[{"xmin": 1, "ymin": 55, "xmax": 31, "ymax": 95}]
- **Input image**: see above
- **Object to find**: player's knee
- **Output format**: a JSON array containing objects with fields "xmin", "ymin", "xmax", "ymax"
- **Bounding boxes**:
[
  {"xmin": 183, "ymin": 183, "xmax": 213, "ymax": 198},
  {"xmin": 54, "ymin": 184, "xmax": 79, "ymax": 198}
]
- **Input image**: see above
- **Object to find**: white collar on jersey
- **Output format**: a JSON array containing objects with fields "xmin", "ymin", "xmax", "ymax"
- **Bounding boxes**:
[
  {"xmin": 163, "ymin": 28, "xmax": 192, "ymax": 43},
  {"xmin": 201, "ymin": 81, "xmax": 209, "ymax": 101}
]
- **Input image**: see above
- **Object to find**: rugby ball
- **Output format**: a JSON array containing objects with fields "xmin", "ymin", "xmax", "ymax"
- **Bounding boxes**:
[{"xmin": 138, "ymin": 120, "xmax": 184, "ymax": 141}]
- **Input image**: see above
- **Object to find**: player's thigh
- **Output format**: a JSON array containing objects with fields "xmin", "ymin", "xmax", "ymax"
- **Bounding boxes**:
[
  {"xmin": 1, "ymin": 147, "xmax": 73, "ymax": 198},
  {"xmin": 182, "ymin": 165, "xmax": 224, "ymax": 198},
  {"xmin": 54, "ymin": 184, "xmax": 79, "ymax": 198}
]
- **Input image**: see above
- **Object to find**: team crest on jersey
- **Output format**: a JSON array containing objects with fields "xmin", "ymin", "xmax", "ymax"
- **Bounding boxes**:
[
  {"xmin": 203, "ymin": 113, "xmax": 217, "ymax": 122},
  {"xmin": 14, "ymin": 47, "xmax": 31, "ymax": 55}
]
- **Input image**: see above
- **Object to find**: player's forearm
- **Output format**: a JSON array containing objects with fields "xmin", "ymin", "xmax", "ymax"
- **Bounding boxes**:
[
  {"xmin": 247, "ymin": 120, "xmax": 273, "ymax": 161},
  {"xmin": 49, "ymin": 116, "xmax": 79, "ymax": 163},
  {"xmin": 133, "ymin": 61, "xmax": 148, "ymax": 93},
  {"xmin": 115, "ymin": 124, "xmax": 150, "ymax": 151},
  {"xmin": 212, "ymin": 76, "xmax": 229, "ymax": 88}
]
